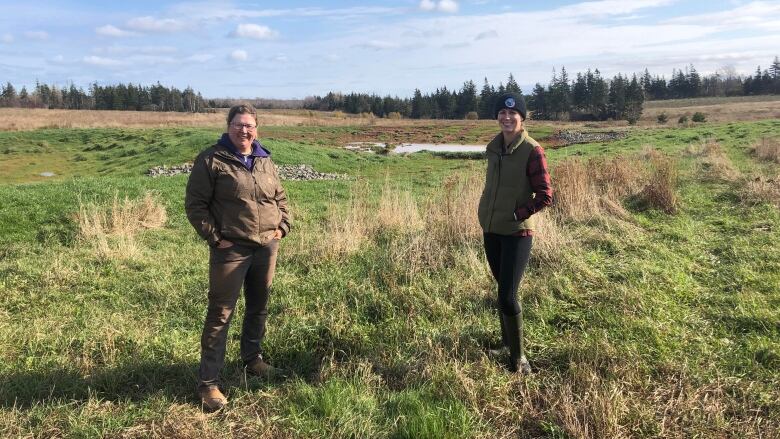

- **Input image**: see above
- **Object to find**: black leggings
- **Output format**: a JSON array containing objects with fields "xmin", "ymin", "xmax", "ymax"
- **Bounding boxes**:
[{"xmin": 483, "ymin": 233, "xmax": 533, "ymax": 316}]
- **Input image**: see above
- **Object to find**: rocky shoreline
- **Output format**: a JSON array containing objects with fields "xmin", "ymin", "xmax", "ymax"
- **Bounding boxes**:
[{"xmin": 147, "ymin": 163, "xmax": 348, "ymax": 181}]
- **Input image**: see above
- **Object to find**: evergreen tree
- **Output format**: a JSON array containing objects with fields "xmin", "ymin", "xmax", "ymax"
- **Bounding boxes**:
[
  {"xmin": 1, "ymin": 82, "xmax": 16, "ymax": 106},
  {"xmin": 478, "ymin": 77, "xmax": 496, "ymax": 119},
  {"xmin": 608, "ymin": 74, "xmax": 627, "ymax": 119},
  {"xmin": 456, "ymin": 80, "xmax": 478, "ymax": 118},
  {"xmin": 505, "ymin": 73, "xmax": 522, "ymax": 94},
  {"xmin": 529, "ymin": 83, "xmax": 547, "ymax": 120}
]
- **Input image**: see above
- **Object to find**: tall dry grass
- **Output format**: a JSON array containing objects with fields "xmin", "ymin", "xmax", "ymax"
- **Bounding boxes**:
[
  {"xmin": 295, "ymin": 171, "xmax": 576, "ymax": 282},
  {"xmin": 551, "ymin": 156, "xmax": 644, "ymax": 222},
  {"xmin": 752, "ymin": 137, "xmax": 780, "ymax": 163},
  {"xmin": 636, "ymin": 155, "xmax": 680, "ymax": 214},
  {"xmin": 742, "ymin": 175, "xmax": 780, "ymax": 208},
  {"xmin": 76, "ymin": 192, "xmax": 167, "ymax": 259},
  {"xmin": 685, "ymin": 140, "xmax": 741, "ymax": 182},
  {"xmin": 0, "ymin": 108, "xmax": 388, "ymax": 131}
]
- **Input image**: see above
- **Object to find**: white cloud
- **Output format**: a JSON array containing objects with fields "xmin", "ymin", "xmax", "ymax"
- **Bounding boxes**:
[
  {"xmin": 438, "ymin": 0, "xmax": 459, "ymax": 13},
  {"xmin": 230, "ymin": 49, "xmax": 248, "ymax": 61},
  {"xmin": 126, "ymin": 16, "xmax": 187, "ymax": 32},
  {"xmin": 358, "ymin": 40, "xmax": 401, "ymax": 50},
  {"xmin": 187, "ymin": 53, "xmax": 215, "ymax": 62},
  {"xmin": 273, "ymin": 54, "xmax": 289, "ymax": 62},
  {"xmin": 24, "ymin": 31, "xmax": 49, "ymax": 40},
  {"xmin": 664, "ymin": 1, "xmax": 780, "ymax": 30},
  {"xmin": 420, "ymin": 0, "xmax": 459, "ymax": 13},
  {"xmin": 230, "ymin": 23, "xmax": 278, "ymax": 39},
  {"xmin": 475, "ymin": 30, "xmax": 498, "ymax": 40},
  {"xmin": 94, "ymin": 45, "xmax": 178, "ymax": 55},
  {"xmin": 419, "ymin": 0, "xmax": 436, "ymax": 11},
  {"xmin": 556, "ymin": 0, "xmax": 676, "ymax": 18},
  {"xmin": 83, "ymin": 55, "xmax": 124, "ymax": 67},
  {"xmin": 1, "ymin": 33, "xmax": 13, "ymax": 43},
  {"xmin": 96, "ymin": 25, "xmax": 135, "ymax": 37}
]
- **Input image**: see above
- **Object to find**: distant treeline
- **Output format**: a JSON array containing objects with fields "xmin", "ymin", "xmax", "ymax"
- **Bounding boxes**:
[
  {"xmin": 0, "ymin": 81, "xmax": 211, "ymax": 112},
  {"xmin": 303, "ymin": 56, "xmax": 780, "ymax": 121}
]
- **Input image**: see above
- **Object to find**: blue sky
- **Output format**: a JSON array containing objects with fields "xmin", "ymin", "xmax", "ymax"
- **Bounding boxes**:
[{"xmin": 1, "ymin": 0, "xmax": 779, "ymax": 99}]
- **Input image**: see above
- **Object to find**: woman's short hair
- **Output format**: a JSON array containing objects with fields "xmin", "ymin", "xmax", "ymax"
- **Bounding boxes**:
[{"xmin": 227, "ymin": 104, "xmax": 258, "ymax": 125}]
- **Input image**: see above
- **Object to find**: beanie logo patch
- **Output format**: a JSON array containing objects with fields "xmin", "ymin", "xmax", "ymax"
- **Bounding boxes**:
[{"xmin": 505, "ymin": 97, "xmax": 515, "ymax": 108}]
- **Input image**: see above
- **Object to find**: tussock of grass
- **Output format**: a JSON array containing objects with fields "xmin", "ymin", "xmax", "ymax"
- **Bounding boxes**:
[
  {"xmin": 742, "ymin": 175, "xmax": 780, "ymax": 208},
  {"xmin": 752, "ymin": 137, "xmax": 780, "ymax": 163},
  {"xmin": 634, "ymin": 155, "xmax": 680, "ymax": 214},
  {"xmin": 685, "ymin": 140, "xmax": 741, "ymax": 182},
  {"xmin": 76, "ymin": 192, "xmax": 167, "ymax": 259}
]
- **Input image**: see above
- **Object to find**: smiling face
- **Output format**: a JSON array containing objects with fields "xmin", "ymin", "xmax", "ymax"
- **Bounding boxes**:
[
  {"xmin": 227, "ymin": 113, "xmax": 257, "ymax": 153},
  {"xmin": 497, "ymin": 108, "xmax": 523, "ymax": 138}
]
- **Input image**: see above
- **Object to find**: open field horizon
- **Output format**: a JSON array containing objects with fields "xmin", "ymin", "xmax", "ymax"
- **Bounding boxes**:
[
  {"xmin": 1, "ymin": 97, "xmax": 779, "ymax": 437},
  {"xmin": 2, "ymin": 95, "xmax": 780, "ymax": 132}
]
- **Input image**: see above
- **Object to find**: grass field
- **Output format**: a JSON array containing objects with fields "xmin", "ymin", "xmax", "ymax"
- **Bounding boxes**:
[{"xmin": 0, "ymin": 109, "xmax": 779, "ymax": 438}]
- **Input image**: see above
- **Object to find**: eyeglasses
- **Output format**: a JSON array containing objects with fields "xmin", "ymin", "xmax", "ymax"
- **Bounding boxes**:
[{"xmin": 230, "ymin": 123, "xmax": 257, "ymax": 131}]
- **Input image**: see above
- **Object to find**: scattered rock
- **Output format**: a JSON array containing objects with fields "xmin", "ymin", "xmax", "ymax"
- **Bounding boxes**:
[
  {"xmin": 147, "ymin": 163, "xmax": 348, "ymax": 181},
  {"xmin": 147, "ymin": 163, "xmax": 193, "ymax": 177},
  {"xmin": 39, "ymin": 172, "xmax": 56, "ymax": 177},
  {"xmin": 553, "ymin": 130, "xmax": 627, "ymax": 146}
]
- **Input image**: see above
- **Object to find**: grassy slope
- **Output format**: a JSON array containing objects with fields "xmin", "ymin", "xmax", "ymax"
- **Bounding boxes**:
[{"xmin": 0, "ymin": 120, "xmax": 778, "ymax": 438}]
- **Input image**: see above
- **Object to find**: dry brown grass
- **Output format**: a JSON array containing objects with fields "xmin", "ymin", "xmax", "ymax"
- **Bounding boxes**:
[
  {"xmin": 685, "ymin": 140, "xmax": 741, "ymax": 182},
  {"xmin": 551, "ymin": 156, "xmax": 644, "ymax": 222},
  {"xmin": 635, "ymin": 155, "xmax": 680, "ymax": 214},
  {"xmin": 76, "ymin": 192, "xmax": 167, "ymax": 259},
  {"xmin": 0, "ymin": 108, "xmax": 390, "ymax": 131},
  {"xmin": 742, "ymin": 175, "xmax": 780, "ymax": 208},
  {"xmin": 752, "ymin": 137, "xmax": 780, "ymax": 163},
  {"xmin": 300, "ymin": 171, "xmax": 577, "ymax": 279},
  {"xmin": 641, "ymin": 95, "xmax": 780, "ymax": 124}
]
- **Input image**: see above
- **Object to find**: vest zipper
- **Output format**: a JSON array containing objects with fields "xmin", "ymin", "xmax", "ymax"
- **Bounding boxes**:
[{"xmin": 487, "ymin": 152, "xmax": 502, "ymax": 232}]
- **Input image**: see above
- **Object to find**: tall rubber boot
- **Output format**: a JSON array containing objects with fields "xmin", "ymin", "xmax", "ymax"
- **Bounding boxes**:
[
  {"xmin": 489, "ymin": 313, "xmax": 509, "ymax": 356},
  {"xmin": 500, "ymin": 312, "xmax": 509, "ymax": 348},
  {"xmin": 504, "ymin": 311, "xmax": 532, "ymax": 374}
]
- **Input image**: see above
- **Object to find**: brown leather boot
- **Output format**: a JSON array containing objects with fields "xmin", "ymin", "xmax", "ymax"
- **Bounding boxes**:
[
  {"xmin": 198, "ymin": 387, "xmax": 227, "ymax": 412},
  {"xmin": 245, "ymin": 354, "xmax": 288, "ymax": 380}
]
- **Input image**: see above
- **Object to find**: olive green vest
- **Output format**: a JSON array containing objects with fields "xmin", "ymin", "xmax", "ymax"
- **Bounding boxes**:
[{"xmin": 477, "ymin": 131, "xmax": 538, "ymax": 235}]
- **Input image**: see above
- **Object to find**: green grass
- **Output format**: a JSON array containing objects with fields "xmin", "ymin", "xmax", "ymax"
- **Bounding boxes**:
[{"xmin": 1, "ymin": 120, "xmax": 779, "ymax": 437}]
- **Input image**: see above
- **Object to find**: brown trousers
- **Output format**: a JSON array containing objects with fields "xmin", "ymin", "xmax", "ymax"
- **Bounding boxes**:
[{"xmin": 198, "ymin": 240, "xmax": 278, "ymax": 390}]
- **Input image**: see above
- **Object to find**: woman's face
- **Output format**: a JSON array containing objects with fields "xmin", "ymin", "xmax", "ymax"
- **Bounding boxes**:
[
  {"xmin": 497, "ymin": 108, "xmax": 523, "ymax": 137},
  {"xmin": 228, "ymin": 113, "xmax": 257, "ymax": 152}
]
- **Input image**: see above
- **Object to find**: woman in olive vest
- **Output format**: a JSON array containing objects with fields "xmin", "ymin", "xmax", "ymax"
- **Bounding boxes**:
[{"xmin": 477, "ymin": 92, "xmax": 553, "ymax": 373}]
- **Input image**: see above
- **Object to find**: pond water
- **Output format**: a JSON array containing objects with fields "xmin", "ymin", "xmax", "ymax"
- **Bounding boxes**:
[{"xmin": 392, "ymin": 143, "xmax": 484, "ymax": 154}]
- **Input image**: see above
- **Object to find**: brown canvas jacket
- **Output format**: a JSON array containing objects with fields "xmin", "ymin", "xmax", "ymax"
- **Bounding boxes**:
[{"xmin": 185, "ymin": 144, "xmax": 290, "ymax": 247}]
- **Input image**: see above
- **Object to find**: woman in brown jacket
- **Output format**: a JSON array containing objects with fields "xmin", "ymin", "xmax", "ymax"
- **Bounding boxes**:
[
  {"xmin": 185, "ymin": 104, "xmax": 291, "ymax": 411},
  {"xmin": 477, "ymin": 92, "xmax": 553, "ymax": 374}
]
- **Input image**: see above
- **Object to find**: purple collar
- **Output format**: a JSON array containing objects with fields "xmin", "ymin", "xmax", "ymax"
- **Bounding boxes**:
[{"xmin": 217, "ymin": 133, "xmax": 270, "ymax": 158}]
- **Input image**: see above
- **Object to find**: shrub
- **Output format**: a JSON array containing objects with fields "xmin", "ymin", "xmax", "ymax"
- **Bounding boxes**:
[
  {"xmin": 657, "ymin": 113, "xmax": 668, "ymax": 124},
  {"xmin": 678, "ymin": 115, "xmax": 688, "ymax": 124},
  {"xmin": 692, "ymin": 112, "xmax": 706, "ymax": 122},
  {"xmin": 387, "ymin": 112, "xmax": 402, "ymax": 120},
  {"xmin": 465, "ymin": 111, "xmax": 479, "ymax": 120}
]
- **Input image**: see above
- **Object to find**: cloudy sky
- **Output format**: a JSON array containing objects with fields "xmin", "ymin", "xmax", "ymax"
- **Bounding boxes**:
[{"xmin": 1, "ymin": 0, "xmax": 779, "ymax": 99}]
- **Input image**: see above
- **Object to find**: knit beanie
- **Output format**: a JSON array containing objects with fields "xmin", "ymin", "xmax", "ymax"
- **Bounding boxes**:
[{"xmin": 493, "ymin": 92, "xmax": 527, "ymax": 120}]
